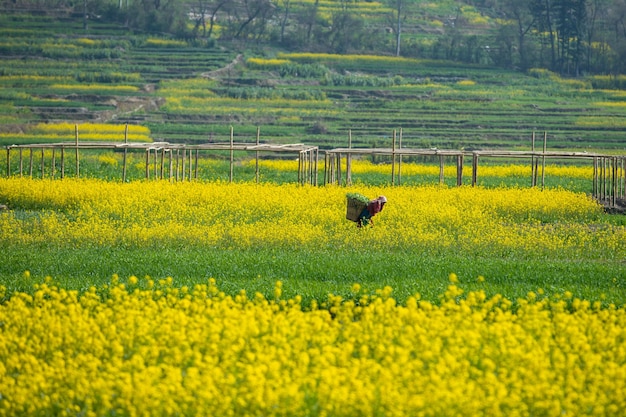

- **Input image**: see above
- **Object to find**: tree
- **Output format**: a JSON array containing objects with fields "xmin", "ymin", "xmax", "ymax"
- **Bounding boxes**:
[
  {"xmin": 277, "ymin": 0, "xmax": 292, "ymax": 44},
  {"xmin": 393, "ymin": 0, "xmax": 404, "ymax": 56},
  {"xmin": 325, "ymin": 11, "xmax": 366, "ymax": 53},
  {"xmin": 495, "ymin": 0, "xmax": 537, "ymax": 70},
  {"xmin": 531, "ymin": 0, "xmax": 558, "ymax": 70},
  {"xmin": 384, "ymin": 0, "xmax": 422, "ymax": 57},
  {"xmin": 553, "ymin": 0, "xmax": 587, "ymax": 75}
]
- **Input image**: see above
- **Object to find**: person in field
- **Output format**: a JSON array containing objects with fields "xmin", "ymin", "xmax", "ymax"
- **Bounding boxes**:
[{"xmin": 357, "ymin": 195, "xmax": 387, "ymax": 228}]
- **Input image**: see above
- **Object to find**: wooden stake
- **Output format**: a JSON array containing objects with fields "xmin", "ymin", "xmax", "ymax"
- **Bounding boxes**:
[
  {"xmin": 160, "ymin": 149, "xmax": 165, "ymax": 180},
  {"xmin": 145, "ymin": 149, "xmax": 150, "ymax": 179},
  {"xmin": 123, "ymin": 124, "xmax": 128, "ymax": 183},
  {"xmin": 175, "ymin": 149, "xmax": 180, "ymax": 181},
  {"xmin": 122, "ymin": 146, "xmax": 127, "ymax": 183},
  {"xmin": 29, "ymin": 148, "xmax": 33, "ymax": 177},
  {"xmin": 592, "ymin": 157, "xmax": 598, "ymax": 199},
  {"xmin": 40, "ymin": 148, "xmax": 44, "ymax": 179},
  {"xmin": 391, "ymin": 129, "xmax": 396, "ymax": 186},
  {"xmin": 169, "ymin": 150, "xmax": 173, "ymax": 182},
  {"xmin": 256, "ymin": 126, "xmax": 260, "ymax": 183},
  {"xmin": 181, "ymin": 148, "xmax": 187, "ymax": 182},
  {"xmin": 541, "ymin": 131, "xmax": 547, "ymax": 190},
  {"xmin": 52, "ymin": 148, "xmax": 56, "ymax": 179},
  {"xmin": 346, "ymin": 130, "xmax": 352, "ymax": 186},
  {"xmin": 531, "ymin": 131, "xmax": 536, "ymax": 187},
  {"xmin": 439, "ymin": 155, "xmax": 444, "ymax": 185},
  {"xmin": 229, "ymin": 126, "xmax": 234, "ymax": 183},
  {"xmin": 75, "ymin": 124, "xmax": 80, "ymax": 178},
  {"xmin": 398, "ymin": 128, "xmax": 402, "ymax": 185},
  {"xmin": 471, "ymin": 153, "xmax": 478, "ymax": 187},
  {"xmin": 315, "ymin": 148, "xmax": 320, "ymax": 187},
  {"xmin": 61, "ymin": 147, "xmax": 65, "ymax": 179}
]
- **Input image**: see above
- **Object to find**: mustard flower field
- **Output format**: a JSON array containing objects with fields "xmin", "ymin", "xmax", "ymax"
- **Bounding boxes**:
[
  {"xmin": 1, "ymin": 277, "xmax": 625, "ymax": 417},
  {"xmin": 1, "ymin": 173, "xmax": 625, "ymax": 416}
]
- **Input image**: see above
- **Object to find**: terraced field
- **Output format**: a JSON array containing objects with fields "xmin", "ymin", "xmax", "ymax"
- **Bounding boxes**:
[{"xmin": 2, "ymin": 11, "xmax": 626, "ymax": 154}]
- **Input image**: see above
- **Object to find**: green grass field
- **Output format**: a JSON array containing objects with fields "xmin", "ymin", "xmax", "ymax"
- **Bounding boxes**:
[{"xmin": 1, "ymin": 11, "xmax": 625, "ymax": 309}]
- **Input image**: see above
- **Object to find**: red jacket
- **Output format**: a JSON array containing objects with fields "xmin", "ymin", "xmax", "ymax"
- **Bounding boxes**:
[{"xmin": 367, "ymin": 199, "xmax": 384, "ymax": 216}]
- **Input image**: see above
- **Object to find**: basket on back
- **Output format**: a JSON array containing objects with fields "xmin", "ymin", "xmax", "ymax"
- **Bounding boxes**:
[{"xmin": 345, "ymin": 193, "xmax": 369, "ymax": 222}]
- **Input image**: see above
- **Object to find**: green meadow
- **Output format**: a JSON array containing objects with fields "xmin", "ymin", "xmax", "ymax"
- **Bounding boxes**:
[{"xmin": 1, "ymin": 10, "xmax": 625, "ymax": 307}]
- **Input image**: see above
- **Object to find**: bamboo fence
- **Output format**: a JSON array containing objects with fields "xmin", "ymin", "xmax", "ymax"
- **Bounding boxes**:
[{"xmin": 4, "ymin": 126, "xmax": 625, "ymax": 208}]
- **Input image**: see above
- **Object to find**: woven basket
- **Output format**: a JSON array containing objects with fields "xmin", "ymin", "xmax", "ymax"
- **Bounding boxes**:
[{"xmin": 346, "ymin": 197, "xmax": 367, "ymax": 221}]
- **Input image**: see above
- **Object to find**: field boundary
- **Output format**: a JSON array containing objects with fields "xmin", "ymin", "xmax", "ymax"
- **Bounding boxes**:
[
  {"xmin": 5, "ymin": 140, "xmax": 319, "ymax": 185},
  {"xmin": 4, "ymin": 127, "xmax": 626, "ymax": 209}
]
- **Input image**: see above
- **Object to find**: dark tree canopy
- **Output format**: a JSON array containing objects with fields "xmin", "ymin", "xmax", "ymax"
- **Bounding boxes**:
[{"xmin": 5, "ymin": 0, "xmax": 626, "ymax": 75}]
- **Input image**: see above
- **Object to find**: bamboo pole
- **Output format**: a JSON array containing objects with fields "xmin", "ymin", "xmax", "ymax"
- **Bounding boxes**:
[
  {"xmin": 40, "ymin": 148, "xmax": 45, "ymax": 179},
  {"xmin": 256, "ymin": 127, "xmax": 260, "ymax": 183},
  {"xmin": 391, "ymin": 130, "xmax": 396, "ymax": 186},
  {"xmin": 456, "ymin": 154, "xmax": 463, "ymax": 186},
  {"xmin": 123, "ymin": 124, "xmax": 128, "ymax": 183},
  {"xmin": 75, "ymin": 124, "xmax": 80, "ymax": 178},
  {"xmin": 313, "ymin": 147, "xmax": 320, "ymax": 187},
  {"xmin": 182, "ymin": 148, "xmax": 186, "ymax": 182},
  {"xmin": 600, "ymin": 157, "xmax": 606, "ymax": 201},
  {"xmin": 304, "ymin": 150, "xmax": 308, "ymax": 185},
  {"xmin": 175, "ymin": 149, "xmax": 180, "ymax": 181},
  {"xmin": 29, "ymin": 148, "xmax": 33, "ymax": 177},
  {"xmin": 592, "ymin": 157, "xmax": 598, "ymax": 199},
  {"xmin": 346, "ymin": 130, "xmax": 352, "ymax": 186},
  {"xmin": 304, "ymin": 150, "xmax": 309, "ymax": 185},
  {"xmin": 337, "ymin": 152, "xmax": 342, "ymax": 186},
  {"xmin": 194, "ymin": 149, "xmax": 199, "ymax": 180},
  {"xmin": 51, "ymin": 148, "xmax": 56, "ymax": 179},
  {"xmin": 310, "ymin": 148, "xmax": 315, "ymax": 185},
  {"xmin": 531, "ymin": 131, "xmax": 536, "ymax": 187},
  {"xmin": 541, "ymin": 131, "xmax": 547, "ymax": 190},
  {"xmin": 5, "ymin": 148, "xmax": 9, "ymax": 177},
  {"xmin": 61, "ymin": 147, "xmax": 65, "ymax": 179},
  {"xmin": 620, "ymin": 158, "xmax": 626, "ymax": 198},
  {"xmin": 229, "ymin": 126, "xmax": 234, "ymax": 183},
  {"xmin": 297, "ymin": 151, "xmax": 302, "ymax": 185},
  {"xmin": 122, "ymin": 147, "xmax": 128, "ymax": 183},
  {"xmin": 398, "ymin": 128, "xmax": 402, "ymax": 185},
  {"xmin": 301, "ymin": 151, "xmax": 306, "ymax": 185},
  {"xmin": 160, "ymin": 149, "xmax": 166, "ymax": 180},
  {"xmin": 439, "ymin": 155, "xmax": 444, "ymax": 185},
  {"xmin": 19, "ymin": 148, "xmax": 23, "ymax": 177},
  {"xmin": 188, "ymin": 148, "xmax": 193, "ymax": 181},
  {"xmin": 145, "ymin": 149, "xmax": 150, "ymax": 179},
  {"xmin": 471, "ymin": 153, "xmax": 478, "ymax": 187},
  {"xmin": 304, "ymin": 151, "xmax": 309, "ymax": 185},
  {"xmin": 169, "ymin": 150, "xmax": 173, "ymax": 182},
  {"xmin": 613, "ymin": 157, "xmax": 618, "ymax": 208},
  {"xmin": 323, "ymin": 152, "xmax": 328, "ymax": 185}
]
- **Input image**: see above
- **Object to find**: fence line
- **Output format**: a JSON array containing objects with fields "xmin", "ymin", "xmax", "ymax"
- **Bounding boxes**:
[
  {"xmin": 323, "ymin": 130, "xmax": 626, "ymax": 209},
  {"xmin": 4, "ymin": 128, "xmax": 625, "ymax": 208},
  {"xmin": 5, "ymin": 141, "xmax": 319, "ymax": 186}
]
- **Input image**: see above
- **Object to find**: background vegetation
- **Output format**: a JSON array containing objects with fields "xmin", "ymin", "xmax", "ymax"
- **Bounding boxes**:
[
  {"xmin": 4, "ymin": 0, "xmax": 626, "ymax": 76},
  {"xmin": 2, "ymin": 7, "xmax": 626, "ymax": 154},
  {"xmin": 1, "ymin": 2, "xmax": 624, "ymax": 306}
]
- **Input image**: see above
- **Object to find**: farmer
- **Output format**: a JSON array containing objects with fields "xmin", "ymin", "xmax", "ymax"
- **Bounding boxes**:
[{"xmin": 357, "ymin": 195, "xmax": 387, "ymax": 227}]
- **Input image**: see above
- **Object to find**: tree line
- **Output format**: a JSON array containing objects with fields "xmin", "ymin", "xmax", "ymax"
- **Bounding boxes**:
[{"xmin": 5, "ymin": 0, "xmax": 626, "ymax": 76}]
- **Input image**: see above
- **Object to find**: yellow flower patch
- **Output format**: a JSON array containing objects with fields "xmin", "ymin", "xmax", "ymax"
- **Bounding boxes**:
[{"xmin": 0, "ymin": 279, "xmax": 624, "ymax": 416}]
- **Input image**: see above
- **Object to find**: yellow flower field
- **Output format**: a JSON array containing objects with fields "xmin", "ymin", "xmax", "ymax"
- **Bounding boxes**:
[
  {"xmin": 0, "ymin": 276, "xmax": 624, "ymax": 416},
  {"xmin": 0, "ymin": 177, "xmax": 620, "ymax": 259},
  {"xmin": 0, "ymin": 177, "xmax": 625, "ymax": 416}
]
